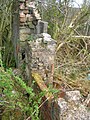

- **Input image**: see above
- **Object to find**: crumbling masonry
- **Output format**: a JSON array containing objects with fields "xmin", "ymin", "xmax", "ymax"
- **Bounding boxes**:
[
  {"xmin": 19, "ymin": 0, "xmax": 56, "ymax": 85},
  {"xmin": 19, "ymin": 1, "xmax": 90, "ymax": 120}
]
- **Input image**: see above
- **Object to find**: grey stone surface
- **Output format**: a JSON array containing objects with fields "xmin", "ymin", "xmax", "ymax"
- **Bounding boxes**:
[
  {"xmin": 25, "ymin": 33, "xmax": 56, "ymax": 84},
  {"xmin": 65, "ymin": 90, "xmax": 81, "ymax": 103},
  {"xmin": 55, "ymin": 90, "xmax": 90, "ymax": 120},
  {"xmin": 57, "ymin": 98, "xmax": 68, "ymax": 114},
  {"xmin": 64, "ymin": 104, "xmax": 90, "ymax": 120},
  {"xmin": 36, "ymin": 21, "xmax": 48, "ymax": 34}
]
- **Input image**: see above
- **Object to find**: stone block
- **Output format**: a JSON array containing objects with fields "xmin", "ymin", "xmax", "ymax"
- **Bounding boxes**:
[
  {"xmin": 65, "ymin": 90, "xmax": 81, "ymax": 103},
  {"xmin": 26, "ymin": 1, "xmax": 35, "ymax": 8},
  {"xmin": 20, "ymin": 27, "xmax": 31, "ymax": 41},
  {"xmin": 36, "ymin": 21, "xmax": 48, "ymax": 34},
  {"xmin": 38, "ymin": 62, "xmax": 43, "ymax": 66},
  {"xmin": 57, "ymin": 98, "xmax": 68, "ymax": 114},
  {"xmin": 23, "ymin": 7, "xmax": 29, "ymax": 14},
  {"xmin": 19, "ymin": 3, "xmax": 25, "ymax": 10},
  {"xmin": 19, "ymin": 0, "xmax": 25, "ymax": 2},
  {"xmin": 26, "ymin": 14, "xmax": 33, "ymax": 22},
  {"xmin": 20, "ymin": 12, "xmax": 26, "ymax": 23}
]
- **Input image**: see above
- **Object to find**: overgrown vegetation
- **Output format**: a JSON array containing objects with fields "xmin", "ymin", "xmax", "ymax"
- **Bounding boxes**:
[
  {"xmin": 0, "ymin": 54, "xmax": 59, "ymax": 120},
  {"xmin": 0, "ymin": 0, "xmax": 15, "ymax": 68},
  {"xmin": 0, "ymin": 55, "xmax": 44, "ymax": 120},
  {"xmin": 38, "ymin": 0, "xmax": 90, "ymax": 82},
  {"xmin": 0, "ymin": 0, "xmax": 90, "ymax": 119}
]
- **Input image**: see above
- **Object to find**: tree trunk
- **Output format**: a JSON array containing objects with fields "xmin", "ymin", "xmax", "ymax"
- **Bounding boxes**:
[{"xmin": 12, "ymin": 0, "xmax": 19, "ymax": 68}]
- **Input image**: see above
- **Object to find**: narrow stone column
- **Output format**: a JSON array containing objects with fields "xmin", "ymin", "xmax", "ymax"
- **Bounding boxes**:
[{"xmin": 25, "ymin": 33, "xmax": 57, "ymax": 85}]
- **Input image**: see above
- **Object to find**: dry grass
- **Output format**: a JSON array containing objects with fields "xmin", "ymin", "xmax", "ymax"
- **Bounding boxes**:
[{"xmin": 55, "ymin": 32, "xmax": 90, "ymax": 97}]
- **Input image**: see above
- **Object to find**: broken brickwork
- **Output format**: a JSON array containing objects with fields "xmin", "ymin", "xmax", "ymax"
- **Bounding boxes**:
[{"xmin": 19, "ymin": 0, "xmax": 56, "ymax": 85}]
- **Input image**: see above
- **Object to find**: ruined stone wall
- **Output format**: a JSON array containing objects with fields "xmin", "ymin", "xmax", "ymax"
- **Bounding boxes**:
[
  {"xmin": 19, "ymin": 0, "xmax": 41, "ymax": 39},
  {"xmin": 25, "ymin": 33, "xmax": 56, "ymax": 85},
  {"xmin": 19, "ymin": 0, "xmax": 48, "ymax": 66},
  {"xmin": 19, "ymin": 2, "xmax": 57, "ymax": 119},
  {"xmin": 19, "ymin": 0, "xmax": 41, "ymax": 62},
  {"xmin": 19, "ymin": 0, "xmax": 56, "ymax": 84},
  {"xmin": 19, "ymin": 1, "xmax": 90, "ymax": 120}
]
